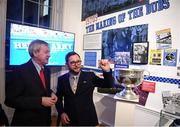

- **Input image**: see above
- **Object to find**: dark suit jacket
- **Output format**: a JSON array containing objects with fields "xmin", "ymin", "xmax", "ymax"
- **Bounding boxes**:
[
  {"xmin": 56, "ymin": 70, "xmax": 113, "ymax": 126},
  {"xmin": 5, "ymin": 59, "xmax": 52, "ymax": 126}
]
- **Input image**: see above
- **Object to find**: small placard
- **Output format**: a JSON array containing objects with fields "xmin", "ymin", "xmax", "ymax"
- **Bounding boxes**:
[
  {"xmin": 84, "ymin": 52, "xmax": 97, "ymax": 67},
  {"xmin": 141, "ymin": 81, "xmax": 156, "ymax": 93},
  {"xmin": 83, "ymin": 33, "xmax": 102, "ymax": 49}
]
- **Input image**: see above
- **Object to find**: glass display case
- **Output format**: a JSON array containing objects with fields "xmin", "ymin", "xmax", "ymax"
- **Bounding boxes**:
[
  {"xmin": 159, "ymin": 109, "xmax": 180, "ymax": 126},
  {"xmin": 159, "ymin": 91, "xmax": 180, "ymax": 126}
]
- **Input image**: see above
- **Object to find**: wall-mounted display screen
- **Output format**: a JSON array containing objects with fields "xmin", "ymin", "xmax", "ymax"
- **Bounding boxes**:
[{"xmin": 9, "ymin": 23, "xmax": 75, "ymax": 66}]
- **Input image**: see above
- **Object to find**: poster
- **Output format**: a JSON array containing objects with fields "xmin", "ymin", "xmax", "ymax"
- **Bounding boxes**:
[
  {"xmin": 133, "ymin": 84, "xmax": 149, "ymax": 106},
  {"xmin": 84, "ymin": 51, "xmax": 97, "ymax": 67},
  {"xmin": 82, "ymin": 0, "xmax": 148, "ymax": 21},
  {"xmin": 83, "ymin": 33, "xmax": 102, "ymax": 49},
  {"xmin": 149, "ymin": 49, "xmax": 162, "ymax": 65},
  {"xmin": 163, "ymin": 49, "xmax": 177, "ymax": 66},
  {"xmin": 114, "ymin": 52, "xmax": 130, "ymax": 68},
  {"xmin": 102, "ymin": 24, "xmax": 148, "ymax": 62},
  {"xmin": 156, "ymin": 28, "xmax": 172, "ymax": 49}
]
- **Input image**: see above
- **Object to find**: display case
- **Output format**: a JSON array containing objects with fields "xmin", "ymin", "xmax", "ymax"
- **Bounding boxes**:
[
  {"xmin": 159, "ymin": 109, "xmax": 180, "ymax": 126},
  {"xmin": 159, "ymin": 92, "xmax": 180, "ymax": 126}
]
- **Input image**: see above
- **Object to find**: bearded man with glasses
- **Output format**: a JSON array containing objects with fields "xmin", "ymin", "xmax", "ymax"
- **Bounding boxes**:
[{"xmin": 55, "ymin": 51, "xmax": 113, "ymax": 126}]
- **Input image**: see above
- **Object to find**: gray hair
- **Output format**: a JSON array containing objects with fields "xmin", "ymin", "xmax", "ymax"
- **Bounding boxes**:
[{"xmin": 28, "ymin": 39, "xmax": 49, "ymax": 57}]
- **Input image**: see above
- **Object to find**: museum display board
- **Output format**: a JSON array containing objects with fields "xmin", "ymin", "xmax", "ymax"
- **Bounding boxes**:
[{"xmin": 82, "ymin": 0, "xmax": 180, "ymax": 113}]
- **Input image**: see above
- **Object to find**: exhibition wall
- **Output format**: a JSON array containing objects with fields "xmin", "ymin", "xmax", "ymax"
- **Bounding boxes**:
[
  {"xmin": 61, "ymin": 0, "xmax": 180, "ymax": 113},
  {"xmin": 1, "ymin": 0, "xmax": 179, "ymax": 117}
]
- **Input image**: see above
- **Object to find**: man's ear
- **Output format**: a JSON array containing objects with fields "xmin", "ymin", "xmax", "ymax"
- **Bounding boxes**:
[{"xmin": 33, "ymin": 51, "xmax": 38, "ymax": 57}]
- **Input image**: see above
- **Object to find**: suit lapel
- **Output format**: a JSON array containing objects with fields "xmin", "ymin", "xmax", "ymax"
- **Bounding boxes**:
[
  {"xmin": 75, "ymin": 71, "xmax": 86, "ymax": 94},
  {"xmin": 65, "ymin": 73, "xmax": 74, "ymax": 94}
]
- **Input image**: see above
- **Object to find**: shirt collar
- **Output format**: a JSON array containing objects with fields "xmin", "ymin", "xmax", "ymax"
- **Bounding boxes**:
[
  {"xmin": 31, "ymin": 59, "xmax": 42, "ymax": 73},
  {"xmin": 69, "ymin": 71, "xmax": 81, "ymax": 79}
]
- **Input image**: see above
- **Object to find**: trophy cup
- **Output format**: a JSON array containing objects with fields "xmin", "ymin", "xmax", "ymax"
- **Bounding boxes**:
[{"xmin": 115, "ymin": 68, "xmax": 146, "ymax": 100}]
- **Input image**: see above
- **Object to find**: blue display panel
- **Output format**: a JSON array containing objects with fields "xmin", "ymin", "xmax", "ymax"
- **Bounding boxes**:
[
  {"xmin": 84, "ymin": 52, "xmax": 97, "ymax": 67},
  {"xmin": 9, "ymin": 23, "xmax": 75, "ymax": 66}
]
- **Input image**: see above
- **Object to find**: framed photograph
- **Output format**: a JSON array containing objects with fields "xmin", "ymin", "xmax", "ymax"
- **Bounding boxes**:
[
  {"xmin": 83, "ymin": 33, "xmax": 102, "ymax": 50},
  {"xmin": 132, "ymin": 42, "xmax": 149, "ymax": 64}
]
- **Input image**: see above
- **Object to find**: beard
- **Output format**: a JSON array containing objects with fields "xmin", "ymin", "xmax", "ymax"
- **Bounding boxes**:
[{"xmin": 69, "ymin": 68, "xmax": 81, "ymax": 75}]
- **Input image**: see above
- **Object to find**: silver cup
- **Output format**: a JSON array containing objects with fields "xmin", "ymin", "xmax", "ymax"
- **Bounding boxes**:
[{"xmin": 115, "ymin": 68, "xmax": 146, "ymax": 100}]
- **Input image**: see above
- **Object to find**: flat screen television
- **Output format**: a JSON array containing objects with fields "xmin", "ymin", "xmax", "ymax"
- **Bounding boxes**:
[{"xmin": 9, "ymin": 23, "xmax": 75, "ymax": 66}]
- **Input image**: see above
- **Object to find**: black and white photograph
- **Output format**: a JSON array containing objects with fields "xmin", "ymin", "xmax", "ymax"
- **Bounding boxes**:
[
  {"xmin": 132, "ymin": 42, "xmax": 148, "ymax": 64},
  {"xmin": 114, "ymin": 52, "xmax": 130, "ymax": 68},
  {"xmin": 162, "ymin": 91, "xmax": 180, "ymax": 114}
]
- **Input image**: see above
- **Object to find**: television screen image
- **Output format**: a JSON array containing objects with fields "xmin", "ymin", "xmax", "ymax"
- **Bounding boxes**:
[{"xmin": 9, "ymin": 23, "xmax": 75, "ymax": 66}]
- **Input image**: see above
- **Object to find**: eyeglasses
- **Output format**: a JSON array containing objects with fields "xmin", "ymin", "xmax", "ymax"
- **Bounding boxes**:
[{"xmin": 69, "ymin": 60, "xmax": 82, "ymax": 66}]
